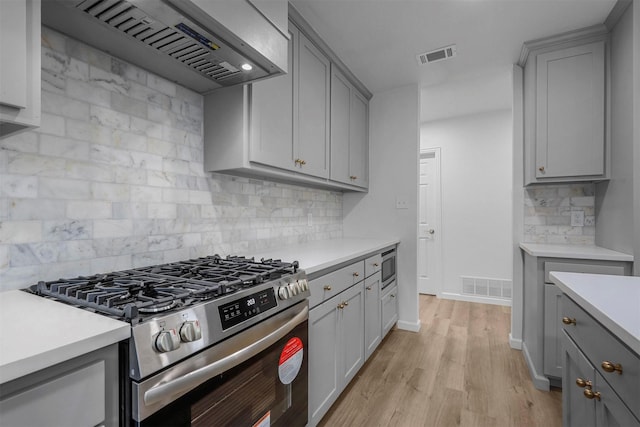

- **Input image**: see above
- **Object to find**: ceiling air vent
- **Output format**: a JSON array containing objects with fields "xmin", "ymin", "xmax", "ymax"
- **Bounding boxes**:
[{"xmin": 416, "ymin": 44, "xmax": 457, "ymax": 65}]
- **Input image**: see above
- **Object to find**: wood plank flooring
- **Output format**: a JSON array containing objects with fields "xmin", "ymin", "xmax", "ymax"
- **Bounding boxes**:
[{"xmin": 318, "ymin": 295, "xmax": 562, "ymax": 427}]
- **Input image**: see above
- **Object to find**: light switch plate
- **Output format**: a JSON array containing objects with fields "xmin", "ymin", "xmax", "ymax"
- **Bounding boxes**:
[{"xmin": 570, "ymin": 211, "xmax": 584, "ymax": 227}]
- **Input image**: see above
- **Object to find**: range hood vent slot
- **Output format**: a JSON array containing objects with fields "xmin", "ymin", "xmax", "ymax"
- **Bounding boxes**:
[
  {"xmin": 416, "ymin": 44, "xmax": 457, "ymax": 65},
  {"xmin": 75, "ymin": 0, "xmax": 241, "ymax": 81}
]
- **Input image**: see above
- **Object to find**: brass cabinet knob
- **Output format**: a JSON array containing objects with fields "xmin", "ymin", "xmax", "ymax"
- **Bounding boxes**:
[
  {"xmin": 344, "ymin": 301, "xmax": 349, "ymax": 306},
  {"xmin": 373, "ymin": 263, "xmax": 379, "ymax": 267},
  {"xmin": 583, "ymin": 389, "xmax": 601, "ymax": 401},
  {"xmin": 562, "ymin": 317, "xmax": 577, "ymax": 326},
  {"xmin": 349, "ymin": 175, "xmax": 357, "ymax": 180},
  {"xmin": 390, "ymin": 294, "xmax": 396, "ymax": 298},
  {"xmin": 323, "ymin": 285, "xmax": 332, "ymax": 291},
  {"xmin": 366, "ymin": 286, "xmax": 372, "ymax": 291},
  {"xmin": 294, "ymin": 159, "xmax": 301, "ymax": 165},
  {"xmin": 337, "ymin": 303, "xmax": 345, "ymax": 309},
  {"xmin": 601, "ymin": 361, "xmax": 623, "ymax": 374},
  {"xmin": 575, "ymin": 378, "xmax": 592, "ymax": 388},
  {"xmin": 300, "ymin": 159, "xmax": 307, "ymax": 165},
  {"xmin": 538, "ymin": 166, "xmax": 545, "ymax": 173},
  {"xmin": 353, "ymin": 272, "xmax": 359, "ymax": 277}
]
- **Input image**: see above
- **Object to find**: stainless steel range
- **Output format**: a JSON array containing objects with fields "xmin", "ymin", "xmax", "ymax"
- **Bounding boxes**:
[{"xmin": 28, "ymin": 255, "xmax": 310, "ymax": 426}]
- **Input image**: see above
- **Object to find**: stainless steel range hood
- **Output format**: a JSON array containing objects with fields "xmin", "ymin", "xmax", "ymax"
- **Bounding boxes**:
[{"xmin": 42, "ymin": 0, "xmax": 288, "ymax": 93}]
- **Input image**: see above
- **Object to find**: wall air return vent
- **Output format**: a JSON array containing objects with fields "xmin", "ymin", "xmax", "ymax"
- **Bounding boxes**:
[{"xmin": 416, "ymin": 44, "xmax": 457, "ymax": 65}]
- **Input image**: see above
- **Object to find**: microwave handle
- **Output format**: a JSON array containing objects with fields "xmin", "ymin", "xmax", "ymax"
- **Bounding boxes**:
[{"xmin": 143, "ymin": 305, "xmax": 308, "ymax": 406}]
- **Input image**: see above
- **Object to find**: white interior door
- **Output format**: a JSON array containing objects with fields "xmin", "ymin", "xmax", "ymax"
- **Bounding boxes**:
[{"xmin": 418, "ymin": 149, "xmax": 442, "ymax": 295}]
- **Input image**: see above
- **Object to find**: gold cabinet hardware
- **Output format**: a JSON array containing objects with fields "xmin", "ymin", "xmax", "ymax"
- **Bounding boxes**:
[
  {"xmin": 366, "ymin": 286, "xmax": 372, "ymax": 291},
  {"xmin": 349, "ymin": 175, "xmax": 357, "ymax": 180},
  {"xmin": 601, "ymin": 361, "xmax": 623, "ymax": 374},
  {"xmin": 294, "ymin": 159, "xmax": 301, "ymax": 165},
  {"xmin": 562, "ymin": 317, "xmax": 576, "ymax": 326},
  {"xmin": 337, "ymin": 303, "xmax": 345, "ymax": 309},
  {"xmin": 344, "ymin": 301, "xmax": 349, "ymax": 306},
  {"xmin": 373, "ymin": 263, "xmax": 379, "ymax": 267},
  {"xmin": 538, "ymin": 166, "xmax": 545, "ymax": 173},
  {"xmin": 390, "ymin": 294, "xmax": 395, "ymax": 298},
  {"xmin": 575, "ymin": 378, "xmax": 592, "ymax": 388},
  {"xmin": 323, "ymin": 285, "xmax": 332, "ymax": 291},
  {"xmin": 583, "ymin": 389, "xmax": 601, "ymax": 401},
  {"xmin": 353, "ymin": 272, "xmax": 359, "ymax": 277}
]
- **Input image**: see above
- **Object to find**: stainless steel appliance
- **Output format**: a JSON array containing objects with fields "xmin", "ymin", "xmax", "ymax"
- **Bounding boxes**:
[
  {"xmin": 27, "ymin": 255, "xmax": 310, "ymax": 426},
  {"xmin": 381, "ymin": 248, "xmax": 396, "ymax": 289}
]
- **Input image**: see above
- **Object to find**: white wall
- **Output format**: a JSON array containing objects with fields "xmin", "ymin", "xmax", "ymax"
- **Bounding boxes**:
[
  {"xmin": 420, "ymin": 110, "xmax": 513, "ymax": 301},
  {"xmin": 343, "ymin": 84, "xmax": 420, "ymax": 331}
]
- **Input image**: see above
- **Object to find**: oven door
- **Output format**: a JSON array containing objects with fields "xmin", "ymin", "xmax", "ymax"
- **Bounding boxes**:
[{"xmin": 132, "ymin": 301, "xmax": 308, "ymax": 427}]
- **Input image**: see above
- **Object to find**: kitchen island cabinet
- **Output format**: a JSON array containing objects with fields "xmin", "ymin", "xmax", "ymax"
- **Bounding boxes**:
[
  {"xmin": 551, "ymin": 272, "xmax": 640, "ymax": 426},
  {"xmin": 0, "ymin": 0, "xmax": 40, "ymax": 138},
  {"xmin": 521, "ymin": 26, "xmax": 609, "ymax": 185},
  {"xmin": 519, "ymin": 243, "xmax": 632, "ymax": 390}
]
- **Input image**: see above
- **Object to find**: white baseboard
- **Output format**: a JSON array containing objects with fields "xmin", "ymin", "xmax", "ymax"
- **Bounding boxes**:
[
  {"xmin": 397, "ymin": 320, "xmax": 421, "ymax": 332},
  {"xmin": 522, "ymin": 342, "xmax": 550, "ymax": 391},
  {"xmin": 509, "ymin": 333, "xmax": 523, "ymax": 350},
  {"xmin": 439, "ymin": 292, "xmax": 511, "ymax": 307}
]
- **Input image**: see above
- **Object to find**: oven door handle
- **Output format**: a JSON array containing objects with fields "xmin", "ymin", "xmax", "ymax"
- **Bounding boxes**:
[{"xmin": 143, "ymin": 305, "xmax": 308, "ymax": 406}]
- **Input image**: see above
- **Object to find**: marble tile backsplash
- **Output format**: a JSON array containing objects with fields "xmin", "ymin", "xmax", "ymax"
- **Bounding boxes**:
[
  {"xmin": 522, "ymin": 183, "xmax": 595, "ymax": 245},
  {"xmin": 0, "ymin": 27, "xmax": 342, "ymax": 291}
]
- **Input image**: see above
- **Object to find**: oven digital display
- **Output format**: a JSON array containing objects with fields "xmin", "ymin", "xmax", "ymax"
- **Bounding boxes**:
[{"xmin": 219, "ymin": 288, "xmax": 278, "ymax": 330}]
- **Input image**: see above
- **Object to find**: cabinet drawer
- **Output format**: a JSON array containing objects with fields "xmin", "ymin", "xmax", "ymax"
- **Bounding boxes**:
[
  {"xmin": 544, "ymin": 262, "xmax": 625, "ymax": 284},
  {"xmin": 309, "ymin": 261, "xmax": 365, "ymax": 308},
  {"xmin": 381, "ymin": 282, "xmax": 398, "ymax": 337},
  {"xmin": 365, "ymin": 254, "xmax": 382, "ymax": 278},
  {"xmin": 562, "ymin": 296, "xmax": 640, "ymax": 419}
]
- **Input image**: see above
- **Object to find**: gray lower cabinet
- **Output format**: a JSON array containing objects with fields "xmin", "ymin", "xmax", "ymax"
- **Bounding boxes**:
[
  {"xmin": 561, "ymin": 295, "xmax": 640, "ymax": 426},
  {"xmin": 522, "ymin": 253, "xmax": 631, "ymax": 390},
  {"xmin": 364, "ymin": 272, "xmax": 381, "ymax": 360},
  {"xmin": 0, "ymin": 344, "xmax": 120, "ymax": 427},
  {"xmin": 309, "ymin": 282, "xmax": 364, "ymax": 427},
  {"xmin": 381, "ymin": 282, "xmax": 398, "ymax": 338}
]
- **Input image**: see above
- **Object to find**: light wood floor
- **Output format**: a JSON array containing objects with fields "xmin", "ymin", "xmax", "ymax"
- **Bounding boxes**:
[{"xmin": 318, "ymin": 295, "xmax": 562, "ymax": 427}]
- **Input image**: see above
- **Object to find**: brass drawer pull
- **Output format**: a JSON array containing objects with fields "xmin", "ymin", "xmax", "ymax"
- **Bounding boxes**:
[
  {"xmin": 601, "ymin": 361, "xmax": 623, "ymax": 374},
  {"xmin": 538, "ymin": 166, "xmax": 545, "ymax": 173},
  {"xmin": 344, "ymin": 301, "xmax": 349, "ymax": 306},
  {"xmin": 337, "ymin": 303, "xmax": 345, "ymax": 309},
  {"xmin": 353, "ymin": 272, "xmax": 359, "ymax": 277},
  {"xmin": 366, "ymin": 286, "xmax": 372, "ymax": 291},
  {"xmin": 562, "ymin": 317, "xmax": 576, "ymax": 326},
  {"xmin": 583, "ymin": 389, "xmax": 601, "ymax": 401},
  {"xmin": 373, "ymin": 263, "xmax": 379, "ymax": 267},
  {"xmin": 575, "ymin": 378, "xmax": 592, "ymax": 388},
  {"xmin": 323, "ymin": 285, "xmax": 332, "ymax": 291}
]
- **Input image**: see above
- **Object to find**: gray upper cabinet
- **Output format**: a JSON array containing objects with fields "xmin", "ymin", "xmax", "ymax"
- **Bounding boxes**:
[
  {"xmin": 0, "ymin": 0, "xmax": 40, "ymax": 138},
  {"xmin": 330, "ymin": 66, "xmax": 369, "ymax": 188},
  {"xmin": 522, "ymin": 27, "xmax": 609, "ymax": 185},
  {"xmin": 204, "ymin": 18, "xmax": 369, "ymax": 191},
  {"xmin": 295, "ymin": 29, "xmax": 331, "ymax": 178}
]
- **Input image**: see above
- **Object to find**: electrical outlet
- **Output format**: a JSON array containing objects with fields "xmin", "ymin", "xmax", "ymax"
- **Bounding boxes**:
[
  {"xmin": 396, "ymin": 198, "xmax": 408, "ymax": 210},
  {"xmin": 570, "ymin": 211, "xmax": 584, "ymax": 227},
  {"xmin": 307, "ymin": 213, "xmax": 313, "ymax": 227}
]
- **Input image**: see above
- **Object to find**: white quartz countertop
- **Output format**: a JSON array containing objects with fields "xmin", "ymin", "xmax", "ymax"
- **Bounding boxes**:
[
  {"xmin": 0, "ymin": 290, "xmax": 130, "ymax": 385},
  {"xmin": 520, "ymin": 242, "xmax": 633, "ymax": 262},
  {"xmin": 549, "ymin": 272, "xmax": 640, "ymax": 355},
  {"xmin": 251, "ymin": 238, "xmax": 399, "ymax": 277}
]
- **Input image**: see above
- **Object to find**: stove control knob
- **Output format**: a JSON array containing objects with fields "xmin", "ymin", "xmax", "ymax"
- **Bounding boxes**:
[
  {"xmin": 179, "ymin": 320, "xmax": 202, "ymax": 342},
  {"xmin": 154, "ymin": 329, "xmax": 180, "ymax": 353},
  {"xmin": 299, "ymin": 279, "xmax": 309, "ymax": 292},
  {"xmin": 288, "ymin": 282, "xmax": 300, "ymax": 296},
  {"xmin": 278, "ymin": 286, "xmax": 290, "ymax": 300}
]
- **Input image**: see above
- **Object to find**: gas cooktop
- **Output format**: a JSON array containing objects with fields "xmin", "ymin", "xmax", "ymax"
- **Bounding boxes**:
[{"xmin": 28, "ymin": 255, "xmax": 300, "ymax": 324}]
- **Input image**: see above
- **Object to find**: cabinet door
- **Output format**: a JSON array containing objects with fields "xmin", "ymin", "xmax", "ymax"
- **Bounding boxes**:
[
  {"xmin": 308, "ymin": 298, "xmax": 340, "ymax": 426},
  {"xmin": 544, "ymin": 283, "xmax": 563, "ymax": 378},
  {"xmin": 349, "ymin": 90, "xmax": 368, "ymax": 187},
  {"xmin": 0, "ymin": 0, "xmax": 27, "ymax": 109},
  {"xmin": 562, "ymin": 330, "xmax": 597, "ymax": 427},
  {"xmin": 364, "ymin": 273, "xmax": 381, "ymax": 360},
  {"xmin": 329, "ymin": 66, "xmax": 350, "ymax": 183},
  {"xmin": 295, "ymin": 32, "xmax": 330, "ymax": 178},
  {"xmin": 340, "ymin": 282, "xmax": 365, "ymax": 388},
  {"xmin": 249, "ymin": 27, "xmax": 295, "ymax": 171},
  {"xmin": 381, "ymin": 283, "xmax": 398, "ymax": 337},
  {"xmin": 535, "ymin": 41, "xmax": 605, "ymax": 180},
  {"xmin": 594, "ymin": 371, "xmax": 640, "ymax": 427}
]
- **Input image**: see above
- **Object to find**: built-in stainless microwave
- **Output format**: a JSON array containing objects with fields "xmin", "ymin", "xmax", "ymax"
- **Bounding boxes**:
[{"xmin": 381, "ymin": 248, "xmax": 396, "ymax": 289}]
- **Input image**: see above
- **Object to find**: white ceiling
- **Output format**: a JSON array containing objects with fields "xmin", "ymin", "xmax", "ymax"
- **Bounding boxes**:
[{"xmin": 289, "ymin": 0, "xmax": 617, "ymax": 121}]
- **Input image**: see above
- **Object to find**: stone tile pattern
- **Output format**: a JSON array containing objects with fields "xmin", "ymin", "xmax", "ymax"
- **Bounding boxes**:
[
  {"xmin": 522, "ymin": 183, "xmax": 595, "ymax": 245},
  {"xmin": 0, "ymin": 28, "xmax": 342, "ymax": 291}
]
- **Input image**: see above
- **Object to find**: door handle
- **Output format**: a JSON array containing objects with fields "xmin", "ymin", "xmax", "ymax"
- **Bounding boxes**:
[{"xmin": 428, "ymin": 229, "xmax": 435, "ymax": 234}]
